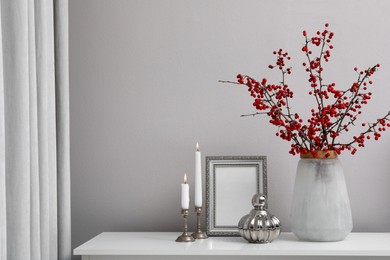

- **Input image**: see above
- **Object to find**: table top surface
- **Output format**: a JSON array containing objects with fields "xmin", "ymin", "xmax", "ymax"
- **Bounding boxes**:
[{"xmin": 73, "ymin": 232, "xmax": 390, "ymax": 256}]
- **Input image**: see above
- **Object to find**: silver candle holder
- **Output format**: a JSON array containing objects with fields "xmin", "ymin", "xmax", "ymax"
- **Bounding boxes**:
[
  {"xmin": 176, "ymin": 209, "xmax": 195, "ymax": 242},
  {"xmin": 191, "ymin": 207, "xmax": 208, "ymax": 239}
]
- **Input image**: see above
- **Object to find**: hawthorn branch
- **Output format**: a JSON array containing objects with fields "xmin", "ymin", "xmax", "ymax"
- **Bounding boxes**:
[
  {"xmin": 218, "ymin": 80, "xmax": 240, "ymax": 84},
  {"xmin": 331, "ymin": 65, "xmax": 378, "ymax": 146},
  {"xmin": 334, "ymin": 111, "xmax": 390, "ymax": 147},
  {"xmin": 241, "ymin": 112, "xmax": 268, "ymax": 117}
]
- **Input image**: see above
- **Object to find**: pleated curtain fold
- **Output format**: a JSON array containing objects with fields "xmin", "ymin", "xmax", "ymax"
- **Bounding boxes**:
[{"xmin": 0, "ymin": 0, "xmax": 71, "ymax": 260}]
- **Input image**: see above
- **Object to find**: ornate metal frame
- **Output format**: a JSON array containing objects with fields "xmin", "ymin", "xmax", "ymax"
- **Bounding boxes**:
[{"xmin": 205, "ymin": 156, "xmax": 267, "ymax": 236}]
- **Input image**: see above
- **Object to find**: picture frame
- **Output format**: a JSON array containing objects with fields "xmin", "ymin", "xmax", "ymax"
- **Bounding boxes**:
[{"xmin": 205, "ymin": 156, "xmax": 267, "ymax": 236}]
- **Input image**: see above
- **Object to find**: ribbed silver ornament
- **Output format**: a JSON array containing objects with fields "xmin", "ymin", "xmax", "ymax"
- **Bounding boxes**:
[{"xmin": 238, "ymin": 193, "xmax": 281, "ymax": 243}]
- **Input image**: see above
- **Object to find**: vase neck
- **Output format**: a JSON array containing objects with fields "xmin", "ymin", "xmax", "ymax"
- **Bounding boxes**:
[{"xmin": 300, "ymin": 150, "xmax": 338, "ymax": 159}]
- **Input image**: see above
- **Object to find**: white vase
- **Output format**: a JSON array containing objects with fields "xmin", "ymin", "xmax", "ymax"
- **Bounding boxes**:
[{"xmin": 290, "ymin": 155, "xmax": 353, "ymax": 242}]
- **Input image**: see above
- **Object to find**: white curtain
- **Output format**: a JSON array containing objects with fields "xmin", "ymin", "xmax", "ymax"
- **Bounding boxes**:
[{"xmin": 0, "ymin": 0, "xmax": 71, "ymax": 260}]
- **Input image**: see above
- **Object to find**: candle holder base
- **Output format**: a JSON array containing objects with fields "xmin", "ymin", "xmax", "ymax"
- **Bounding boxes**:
[
  {"xmin": 176, "ymin": 209, "xmax": 195, "ymax": 242},
  {"xmin": 191, "ymin": 207, "xmax": 208, "ymax": 239},
  {"xmin": 176, "ymin": 232, "xmax": 195, "ymax": 242},
  {"xmin": 191, "ymin": 230, "xmax": 208, "ymax": 239}
]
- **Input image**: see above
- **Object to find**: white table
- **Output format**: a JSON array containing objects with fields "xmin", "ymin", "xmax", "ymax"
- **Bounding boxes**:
[{"xmin": 74, "ymin": 232, "xmax": 390, "ymax": 260}]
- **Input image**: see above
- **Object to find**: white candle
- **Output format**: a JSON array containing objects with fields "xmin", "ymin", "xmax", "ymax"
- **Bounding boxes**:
[
  {"xmin": 181, "ymin": 174, "xmax": 190, "ymax": 209},
  {"xmin": 194, "ymin": 142, "xmax": 202, "ymax": 207}
]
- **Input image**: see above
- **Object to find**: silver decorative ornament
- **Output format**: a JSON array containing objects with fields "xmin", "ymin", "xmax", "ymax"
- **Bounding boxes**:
[{"xmin": 238, "ymin": 193, "xmax": 281, "ymax": 243}]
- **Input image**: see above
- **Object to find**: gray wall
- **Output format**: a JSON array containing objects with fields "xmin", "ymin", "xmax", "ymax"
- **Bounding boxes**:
[{"xmin": 69, "ymin": 0, "xmax": 390, "ymax": 257}]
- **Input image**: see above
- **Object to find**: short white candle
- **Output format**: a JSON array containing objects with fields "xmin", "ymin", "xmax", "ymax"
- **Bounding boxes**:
[
  {"xmin": 194, "ymin": 142, "xmax": 202, "ymax": 207},
  {"xmin": 181, "ymin": 174, "xmax": 190, "ymax": 209}
]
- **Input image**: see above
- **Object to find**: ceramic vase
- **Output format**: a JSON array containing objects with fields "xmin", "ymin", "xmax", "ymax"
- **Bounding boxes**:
[{"xmin": 290, "ymin": 151, "xmax": 353, "ymax": 242}]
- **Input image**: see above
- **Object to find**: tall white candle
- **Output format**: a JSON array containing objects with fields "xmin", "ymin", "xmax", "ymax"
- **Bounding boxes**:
[
  {"xmin": 194, "ymin": 142, "xmax": 202, "ymax": 207},
  {"xmin": 181, "ymin": 174, "xmax": 190, "ymax": 209}
]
